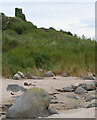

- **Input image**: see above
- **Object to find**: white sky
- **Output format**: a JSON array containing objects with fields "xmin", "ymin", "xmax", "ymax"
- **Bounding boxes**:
[{"xmin": 0, "ymin": 0, "xmax": 96, "ymax": 38}]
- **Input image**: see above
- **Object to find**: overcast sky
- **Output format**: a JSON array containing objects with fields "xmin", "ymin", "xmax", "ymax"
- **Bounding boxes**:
[{"xmin": 0, "ymin": 0, "xmax": 96, "ymax": 38}]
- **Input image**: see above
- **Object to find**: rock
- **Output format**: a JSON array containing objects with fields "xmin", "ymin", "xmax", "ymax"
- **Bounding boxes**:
[
  {"xmin": 66, "ymin": 94, "xmax": 78, "ymax": 100},
  {"xmin": 75, "ymin": 86, "xmax": 88, "ymax": 94},
  {"xmin": 61, "ymin": 71, "xmax": 69, "ymax": 77},
  {"xmin": 18, "ymin": 71, "xmax": 25, "ymax": 78},
  {"xmin": 62, "ymin": 86, "xmax": 75, "ymax": 92},
  {"xmin": 13, "ymin": 71, "xmax": 25, "ymax": 80},
  {"xmin": 74, "ymin": 105, "xmax": 85, "ymax": 109},
  {"xmin": 25, "ymin": 72, "xmax": 44, "ymax": 79},
  {"xmin": 86, "ymin": 96, "xmax": 97, "ymax": 102},
  {"xmin": 81, "ymin": 82, "xmax": 96, "ymax": 91},
  {"xmin": 50, "ymin": 100, "xmax": 58, "ymax": 104},
  {"xmin": 25, "ymin": 72, "xmax": 36, "ymax": 79},
  {"xmin": 83, "ymin": 73, "xmax": 95, "ymax": 80},
  {"xmin": 72, "ymin": 83, "xmax": 80, "ymax": 89},
  {"xmin": 48, "ymin": 109, "xmax": 58, "ymax": 115},
  {"xmin": 11, "ymin": 92, "xmax": 14, "ymax": 95},
  {"xmin": 6, "ymin": 87, "xmax": 52, "ymax": 118},
  {"xmin": 87, "ymin": 103, "xmax": 97, "ymax": 108},
  {"xmin": 24, "ymin": 82, "xmax": 29, "ymax": 86},
  {"xmin": 6, "ymin": 84, "xmax": 26, "ymax": 92},
  {"xmin": 44, "ymin": 71, "xmax": 55, "ymax": 77}
]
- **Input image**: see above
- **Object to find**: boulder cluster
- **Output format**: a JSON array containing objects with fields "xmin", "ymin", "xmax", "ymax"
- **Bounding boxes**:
[{"xmin": 56, "ymin": 81, "xmax": 96, "ymax": 94}]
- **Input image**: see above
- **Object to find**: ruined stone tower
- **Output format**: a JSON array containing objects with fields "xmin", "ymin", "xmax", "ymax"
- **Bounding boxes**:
[{"xmin": 15, "ymin": 8, "xmax": 26, "ymax": 21}]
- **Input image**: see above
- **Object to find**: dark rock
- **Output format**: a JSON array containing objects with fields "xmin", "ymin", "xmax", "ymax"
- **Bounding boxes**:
[
  {"xmin": 44, "ymin": 71, "xmax": 55, "ymax": 77},
  {"xmin": 87, "ymin": 103, "xmax": 97, "ymax": 108},
  {"xmin": 24, "ymin": 82, "xmax": 29, "ymax": 86},
  {"xmin": 86, "ymin": 96, "xmax": 97, "ymax": 102},
  {"xmin": 6, "ymin": 84, "xmax": 26, "ymax": 92},
  {"xmin": 75, "ymin": 86, "xmax": 88, "ymax": 94},
  {"xmin": 48, "ymin": 109, "xmax": 58, "ymax": 115},
  {"xmin": 66, "ymin": 94, "xmax": 78, "ymax": 100},
  {"xmin": 6, "ymin": 87, "xmax": 51, "ymax": 118},
  {"xmin": 50, "ymin": 100, "xmax": 58, "ymax": 104},
  {"xmin": 83, "ymin": 73, "xmax": 95, "ymax": 80},
  {"xmin": 62, "ymin": 86, "xmax": 75, "ymax": 92},
  {"xmin": 61, "ymin": 71, "xmax": 69, "ymax": 77},
  {"xmin": 11, "ymin": 92, "xmax": 14, "ymax": 95}
]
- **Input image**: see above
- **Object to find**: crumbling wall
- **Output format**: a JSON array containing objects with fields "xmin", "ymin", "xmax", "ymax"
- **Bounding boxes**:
[{"xmin": 15, "ymin": 8, "xmax": 26, "ymax": 21}]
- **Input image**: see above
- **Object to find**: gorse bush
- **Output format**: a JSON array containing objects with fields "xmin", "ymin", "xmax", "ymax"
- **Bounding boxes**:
[{"xmin": 2, "ymin": 14, "xmax": 95, "ymax": 78}]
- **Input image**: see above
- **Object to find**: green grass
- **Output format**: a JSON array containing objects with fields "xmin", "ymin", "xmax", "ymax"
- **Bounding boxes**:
[{"xmin": 2, "ymin": 14, "xmax": 95, "ymax": 78}]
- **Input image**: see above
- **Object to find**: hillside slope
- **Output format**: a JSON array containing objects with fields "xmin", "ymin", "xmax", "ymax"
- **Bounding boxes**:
[{"xmin": 1, "ymin": 13, "xmax": 95, "ymax": 78}]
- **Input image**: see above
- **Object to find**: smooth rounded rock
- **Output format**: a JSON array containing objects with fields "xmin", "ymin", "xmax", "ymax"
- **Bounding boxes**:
[
  {"xmin": 6, "ymin": 87, "xmax": 51, "ymax": 118},
  {"xmin": 61, "ymin": 71, "xmax": 69, "ymax": 77},
  {"xmin": 81, "ymin": 82, "xmax": 96, "ymax": 91},
  {"xmin": 44, "ymin": 71, "xmax": 55, "ymax": 77},
  {"xmin": 75, "ymin": 86, "xmax": 88, "ymax": 94},
  {"xmin": 63, "ymin": 86, "xmax": 75, "ymax": 92}
]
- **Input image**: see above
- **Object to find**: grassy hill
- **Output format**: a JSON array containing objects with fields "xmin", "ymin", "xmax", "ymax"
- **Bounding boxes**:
[{"xmin": 2, "ymin": 13, "xmax": 95, "ymax": 78}]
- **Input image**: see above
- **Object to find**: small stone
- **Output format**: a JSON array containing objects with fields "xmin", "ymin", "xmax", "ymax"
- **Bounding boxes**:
[
  {"xmin": 11, "ymin": 92, "xmax": 14, "ymax": 95},
  {"xmin": 44, "ymin": 71, "xmax": 55, "ymax": 77},
  {"xmin": 13, "ymin": 71, "xmax": 25, "ymax": 80},
  {"xmin": 24, "ymin": 82, "xmax": 29, "ymax": 86},
  {"xmin": 87, "ymin": 103, "xmax": 97, "ymax": 108},
  {"xmin": 48, "ymin": 109, "xmax": 58, "ymax": 115},
  {"xmin": 83, "ymin": 73, "xmax": 95, "ymax": 80},
  {"xmin": 62, "ymin": 86, "xmax": 75, "ymax": 92},
  {"xmin": 61, "ymin": 71, "xmax": 69, "ymax": 77},
  {"xmin": 72, "ymin": 83, "xmax": 80, "ymax": 89},
  {"xmin": 75, "ymin": 86, "xmax": 88, "ymax": 94},
  {"xmin": 50, "ymin": 100, "xmax": 58, "ymax": 104},
  {"xmin": 25, "ymin": 72, "xmax": 34, "ymax": 79},
  {"xmin": 86, "ymin": 96, "xmax": 97, "ymax": 102}
]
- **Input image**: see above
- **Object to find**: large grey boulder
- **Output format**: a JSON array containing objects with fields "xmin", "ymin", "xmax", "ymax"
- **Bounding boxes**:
[
  {"xmin": 44, "ymin": 71, "xmax": 55, "ymax": 77},
  {"xmin": 83, "ymin": 73, "xmax": 95, "ymax": 80},
  {"xmin": 6, "ymin": 84, "xmax": 26, "ymax": 92},
  {"xmin": 13, "ymin": 71, "xmax": 25, "ymax": 80},
  {"xmin": 6, "ymin": 87, "xmax": 51, "ymax": 118},
  {"xmin": 75, "ymin": 86, "xmax": 88, "ymax": 94},
  {"xmin": 61, "ymin": 71, "xmax": 69, "ymax": 77}
]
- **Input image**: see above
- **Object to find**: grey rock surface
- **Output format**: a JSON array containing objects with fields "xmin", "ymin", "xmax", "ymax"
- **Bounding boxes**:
[
  {"xmin": 87, "ymin": 103, "xmax": 97, "ymax": 108},
  {"xmin": 75, "ymin": 86, "xmax": 88, "ymax": 94},
  {"xmin": 62, "ymin": 86, "xmax": 75, "ymax": 92},
  {"xmin": 61, "ymin": 71, "xmax": 69, "ymax": 77},
  {"xmin": 83, "ymin": 73, "xmax": 95, "ymax": 80},
  {"xmin": 6, "ymin": 84, "xmax": 26, "ymax": 92},
  {"xmin": 44, "ymin": 71, "xmax": 55, "ymax": 77},
  {"xmin": 6, "ymin": 87, "xmax": 51, "ymax": 118},
  {"xmin": 13, "ymin": 71, "xmax": 25, "ymax": 80},
  {"xmin": 86, "ymin": 96, "xmax": 97, "ymax": 102},
  {"xmin": 81, "ymin": 82, "xmax": 96, "ymax": 91}
]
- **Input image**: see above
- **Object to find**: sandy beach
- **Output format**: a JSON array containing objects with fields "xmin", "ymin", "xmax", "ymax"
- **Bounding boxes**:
[{"xmin": 0, "ymin": 76, "xmax": 96, "ymax": 119}]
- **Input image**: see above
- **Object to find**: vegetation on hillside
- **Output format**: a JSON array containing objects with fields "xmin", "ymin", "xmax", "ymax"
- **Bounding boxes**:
[{"xmin": 2, "ymin": 13, "xmax": 95, "ymax": 78}]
